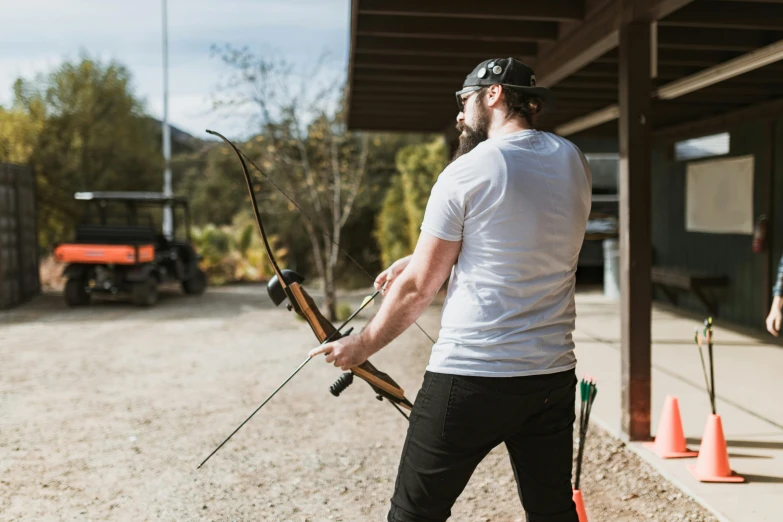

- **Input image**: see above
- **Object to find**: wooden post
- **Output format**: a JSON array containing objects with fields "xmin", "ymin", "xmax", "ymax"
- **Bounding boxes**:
[
  {"xmin": 618, "ymin": 21, "xmax": 652, "ymax": 441},
  {"xmin": 761, "ymin": 123, "xmax": 775, "ymax": 317}
]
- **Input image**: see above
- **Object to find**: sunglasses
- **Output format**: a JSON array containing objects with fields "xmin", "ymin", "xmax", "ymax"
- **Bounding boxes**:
[{"xmin": 455, "ymin": 86, "xmax": 482, "ymax": 111}]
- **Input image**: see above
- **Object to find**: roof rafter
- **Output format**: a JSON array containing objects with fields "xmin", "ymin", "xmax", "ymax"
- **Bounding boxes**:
[
  {"xmin": 357, "ymin": 15, "xmax": 559, "ymax": 42},
  {"xmin": 357, "ymin": 0, "xmax": 584, "ymax": 21}
]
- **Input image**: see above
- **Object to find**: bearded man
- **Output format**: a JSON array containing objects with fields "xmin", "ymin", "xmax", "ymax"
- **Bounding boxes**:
[{"xmin": 311, "ymin": 58, "xmax": 593, "ymax": 522}]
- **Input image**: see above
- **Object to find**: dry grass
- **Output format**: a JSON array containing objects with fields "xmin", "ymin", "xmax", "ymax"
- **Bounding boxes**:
[{"xmin": 38, "ymin": 254, "xmax": 66, "ymax": 292}]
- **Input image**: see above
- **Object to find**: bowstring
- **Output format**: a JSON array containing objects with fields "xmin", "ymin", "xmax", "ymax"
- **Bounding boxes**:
[
  {"xmin": 390, "ymin": 401, "xmax": 410, "ymax": 420},
  {"xmin": 237, "ymin": 148, "xmax": 437, "ymax": 345}
]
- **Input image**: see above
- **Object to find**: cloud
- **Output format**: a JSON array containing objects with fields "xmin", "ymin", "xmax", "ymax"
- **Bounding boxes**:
[{"xmin": 0, "ymin": 0, "xmax": 349, "ymax": 135}]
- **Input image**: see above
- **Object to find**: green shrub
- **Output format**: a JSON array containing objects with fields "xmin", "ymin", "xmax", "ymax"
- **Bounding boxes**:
[
  {"xmin": 374, "ymin": 138, "xmax": 448, "ymax": 268},
  {"xmin": 336, "ymin": 302, "xmax": 354, "ymax": 322},
  {"xmin": 191, "ymin": 214, "xmax": 286, "ymax": 285}
]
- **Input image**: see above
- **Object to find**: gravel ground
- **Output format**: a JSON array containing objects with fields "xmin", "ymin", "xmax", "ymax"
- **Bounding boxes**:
[{"xmin": 0, "ymin": 285, "xmax": 718, "ymax": 521}]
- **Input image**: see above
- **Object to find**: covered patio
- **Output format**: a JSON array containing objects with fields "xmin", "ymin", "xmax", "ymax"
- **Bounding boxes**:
[
  {"xmin": 572, "ymin": 290, "xmax": 782, "ymax": 522},
  {"xmin": 345, "ymin": 0, "xmax": 783, "ymax": 442},
  {"xmin": 345, "ymin": 2, "xmax": 783, "ymax": 519}
]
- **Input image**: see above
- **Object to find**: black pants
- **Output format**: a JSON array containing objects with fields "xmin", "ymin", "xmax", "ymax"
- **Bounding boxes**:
[{"xmin": 388, "ymin": 369, "xmax": 578, "ymax": 522}]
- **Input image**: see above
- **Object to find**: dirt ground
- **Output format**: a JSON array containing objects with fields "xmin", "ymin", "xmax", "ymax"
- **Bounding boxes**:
[{"xmin": 0, "ymin": 285, "xmax": 718, "ymax": 521}]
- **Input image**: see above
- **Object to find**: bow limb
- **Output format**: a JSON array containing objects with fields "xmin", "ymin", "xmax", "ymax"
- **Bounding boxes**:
[
  {"xmin": 206, "ymin": 130, "xmax": 290, "ymax": 295},
  {"xmin": 207, "ymin": 130, "xmax": 342, "ymax": 339},
  {"xmin": 206, "ymin": 129, "xmax": 413, "ymax": 411},
  {"xmin": 223, "ymin": 136, "xmax": 436, "ymax": 346}
]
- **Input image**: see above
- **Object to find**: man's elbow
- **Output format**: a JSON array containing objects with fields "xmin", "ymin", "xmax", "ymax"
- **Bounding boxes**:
[{"xmin": 398, "ymin": 269, "xmax": 443, "ymax": 303}]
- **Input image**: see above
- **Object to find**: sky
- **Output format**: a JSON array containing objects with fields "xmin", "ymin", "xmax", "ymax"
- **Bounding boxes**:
[{"xmin": 0, "ymin": 0, "xmax": 350, "ymax": 138}]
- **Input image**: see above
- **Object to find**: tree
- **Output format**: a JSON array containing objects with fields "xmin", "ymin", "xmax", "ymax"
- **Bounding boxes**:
[
  {"xmin": 374, "ymin": 138, "xmax": 448, "ymax": 267},
  {"xmin": 173, "ymin": 142, "xmax": 247, "ymax": 226},
  {"xmin": 211, "ymin": 45, "xmax": 371, "ymax": 320},
  {"xmin": 374, "ymin": 174, "xmax": 410, "ymax": 269},
  {"xmin": 0, "ymin": 105, "xmax": 43, "ymax": 164},
  {"xmin": 0, "ymin": 56, "xmax": 163, "ymax": 248},
  {"xmin": 334, "ymin": 132, "xmax": 433, "ymax": 288}
]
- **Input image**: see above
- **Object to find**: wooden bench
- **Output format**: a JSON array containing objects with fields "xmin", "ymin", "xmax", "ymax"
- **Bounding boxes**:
[{"xmin": 651, "ymin": 267, "xmax": 729, "ymax": 317}]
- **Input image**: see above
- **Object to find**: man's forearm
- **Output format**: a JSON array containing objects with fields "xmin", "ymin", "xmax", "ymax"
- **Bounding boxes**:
[
  {"xmin": 360, "ymin": 270, "xmax": 437, "ymax": 357},
  {"xmin": 773, "ymin": 296, "xmax": 783, "ymax": 311}
]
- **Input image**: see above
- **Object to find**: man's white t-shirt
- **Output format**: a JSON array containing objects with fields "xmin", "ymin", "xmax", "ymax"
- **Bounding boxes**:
[{"xmin": 421, "ymin": 129, "xmax": 592, "ymax": 377}]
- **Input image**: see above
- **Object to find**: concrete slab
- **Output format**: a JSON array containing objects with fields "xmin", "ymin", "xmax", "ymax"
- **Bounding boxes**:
[{"xmin": 573, "ymin": 290, "xmax": 783, "ymax": 522}]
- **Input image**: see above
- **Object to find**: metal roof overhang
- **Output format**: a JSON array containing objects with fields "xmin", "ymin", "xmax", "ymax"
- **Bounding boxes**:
[{"xmin": 346, "ymin": 0, "xmax": 783, "ymax": 140}]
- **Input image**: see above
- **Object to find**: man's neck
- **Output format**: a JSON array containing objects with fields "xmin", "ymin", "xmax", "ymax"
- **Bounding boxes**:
[{"xmin": 487, "ymin": 115, "xmax": 531, "ymax": 139}]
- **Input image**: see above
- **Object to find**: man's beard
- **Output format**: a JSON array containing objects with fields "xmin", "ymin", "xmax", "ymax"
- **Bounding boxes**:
[{"xmin": 453, "ymin": 100, "xmax": 490, "ymax": 161}]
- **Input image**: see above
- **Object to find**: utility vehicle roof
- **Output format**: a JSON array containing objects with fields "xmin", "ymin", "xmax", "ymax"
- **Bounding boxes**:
[{"xmin": 74, "ymin": 192, "xmax": 188, "ymax": 204}]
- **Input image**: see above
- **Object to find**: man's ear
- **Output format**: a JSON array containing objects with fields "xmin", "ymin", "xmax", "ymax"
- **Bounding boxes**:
[{"xmin": 485, "ymin": 85, "xmax": 504, "ymax": 108}]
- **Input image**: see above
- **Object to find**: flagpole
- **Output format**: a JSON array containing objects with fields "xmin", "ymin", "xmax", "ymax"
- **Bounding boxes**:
[{"xmin": 161, "ymin": 0, "xmax": 173, "ymax": 238}]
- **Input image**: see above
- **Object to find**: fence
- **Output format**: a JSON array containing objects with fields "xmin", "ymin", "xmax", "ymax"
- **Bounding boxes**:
[{"xmin": 0, "ymin": 163, "xmax": 39, "ymax": 308}]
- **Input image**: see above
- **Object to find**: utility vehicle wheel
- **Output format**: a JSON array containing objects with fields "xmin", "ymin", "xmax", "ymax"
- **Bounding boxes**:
[
  {"xmin": 182, "ymin": 268, "xmax": 207, "ymax": 295},
  {"xmin": 64, "ymin": 278, "xmax": 90, "ymax": 307},
  {"xmin": 132, "ymin": 277, "xmax": 159, "ymax": 307}
]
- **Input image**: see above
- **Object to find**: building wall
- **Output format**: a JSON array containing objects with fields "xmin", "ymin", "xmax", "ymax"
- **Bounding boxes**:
[
  {"xmin": 773, "ymin": 121, "xmax": 783, "ymax": 309},
  {"xmin": 651, "ymin": 121, "xmax": 780, "ymax": 328},
  {"xmin": 568, "ymin": 136, "xmax": 620, "ymax": 274},
  {"xmin": 0, "ymin": 163, "xmax": 39, "ymax": 309}
]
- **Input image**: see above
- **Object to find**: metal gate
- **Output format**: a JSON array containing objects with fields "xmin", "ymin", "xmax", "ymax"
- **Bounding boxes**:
[{"xmin": 0, "ymin": 163, "xmax": 39, "ymax": 309}]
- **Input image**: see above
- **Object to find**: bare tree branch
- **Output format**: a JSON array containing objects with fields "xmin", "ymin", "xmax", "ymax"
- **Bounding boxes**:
[
  {"xmin": 210, "ymin": 45, "xmax": 370, "ymax": 320},
  {"xmin": 340, "ymin": 132, "xmax": 368, "ymax": 228}
]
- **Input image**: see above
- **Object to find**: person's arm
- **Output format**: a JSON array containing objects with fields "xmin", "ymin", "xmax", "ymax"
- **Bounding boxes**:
[
  {"xmin": 309, "ymin": 233, "xmax": 460, "ymax": 369},
  {"xmin": 312, "ymin": 159, "xmax": 469, "ymax": 368},
  {"xmin": 767, "ymin": 254, "xmax": 783, "ymax": 336},
  {"xmin": 374, "ymin": 255, "xmax": 413, "ymax": 295},
  {"xmin": 360, "ymin": 233, "xmax": 460, "ymax": 355}
]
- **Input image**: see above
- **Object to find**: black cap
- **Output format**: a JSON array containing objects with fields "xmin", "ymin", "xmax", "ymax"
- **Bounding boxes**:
[{"xmin": 455, "ymin": 58, "xmax": 552, "ymax": 109}]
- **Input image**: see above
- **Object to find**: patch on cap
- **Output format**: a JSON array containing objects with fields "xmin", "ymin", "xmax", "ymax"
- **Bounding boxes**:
[
  {"xmin": 477, "ymin": 67, "xmax": 487, "ymax": 79},
  {"xmin": 492, "ymin": 65, "xmax": 502, "ymax": 75}
]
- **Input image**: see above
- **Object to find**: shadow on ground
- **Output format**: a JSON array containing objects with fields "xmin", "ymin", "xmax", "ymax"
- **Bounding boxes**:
[{"xmin": 0, "ymin": 283, "xmax": 379, "ymax": 327}]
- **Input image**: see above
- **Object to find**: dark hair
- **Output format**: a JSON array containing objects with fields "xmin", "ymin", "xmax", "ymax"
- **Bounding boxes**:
[{"xmin": 477, "ymin": 86, "xmax": 542, "ymax": 127}]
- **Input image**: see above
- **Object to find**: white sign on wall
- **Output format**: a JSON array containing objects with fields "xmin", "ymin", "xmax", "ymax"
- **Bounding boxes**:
[{"xmin": 685, "ymin": 154, "xmax": 754, "ymax": 235}]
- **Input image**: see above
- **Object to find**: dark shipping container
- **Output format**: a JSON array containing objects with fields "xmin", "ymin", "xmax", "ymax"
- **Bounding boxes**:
[{"xmin": 0, "ymin": 163, "xmax": 39, "ymax": 309}]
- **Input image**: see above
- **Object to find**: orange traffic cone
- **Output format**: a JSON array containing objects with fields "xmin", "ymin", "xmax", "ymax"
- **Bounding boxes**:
[
  {"xmin": 688, "ymin": 414, "xmax": 744, "ymax": 482},
  {"xmin": 644, "ymin": 395, "xmax": 698, "ymax": 458},
  {"xmin": 572, "ymin": 489, "xmax": 588, "ymax": 522}
]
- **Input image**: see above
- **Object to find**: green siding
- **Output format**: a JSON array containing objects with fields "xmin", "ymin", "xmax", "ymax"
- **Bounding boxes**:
[
  {"xmin": 569, "ymin": 125, "xmax": 781, "ymax": 331},
  {"xmin": 651, "ymin": 122, "xmax": 779, "ymax": 328},
  {"xmin": 773, "ymin": 121, "xmax": 783, "ymax": 303}
]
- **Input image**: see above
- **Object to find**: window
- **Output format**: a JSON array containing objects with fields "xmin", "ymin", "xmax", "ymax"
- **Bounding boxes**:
[
  {"xmin": 584, "ymin": 153, "xmax": 619, "ymax": 192},
  {"xmin": 675, "ymin": 132, "xmax": 730, "ymax": 161},
  {"xmin": 583, "ymin": 153, "xmax": 619, "ymax": 238},
  {"xmin": 686, "ymin": 155, "xmax": 754, "ymax": 235}
]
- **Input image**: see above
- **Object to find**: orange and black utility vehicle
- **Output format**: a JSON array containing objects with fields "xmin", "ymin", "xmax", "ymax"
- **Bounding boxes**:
[{"xmin": 54, "ymin": 192, "xmax": 206, "ymax": 307}]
